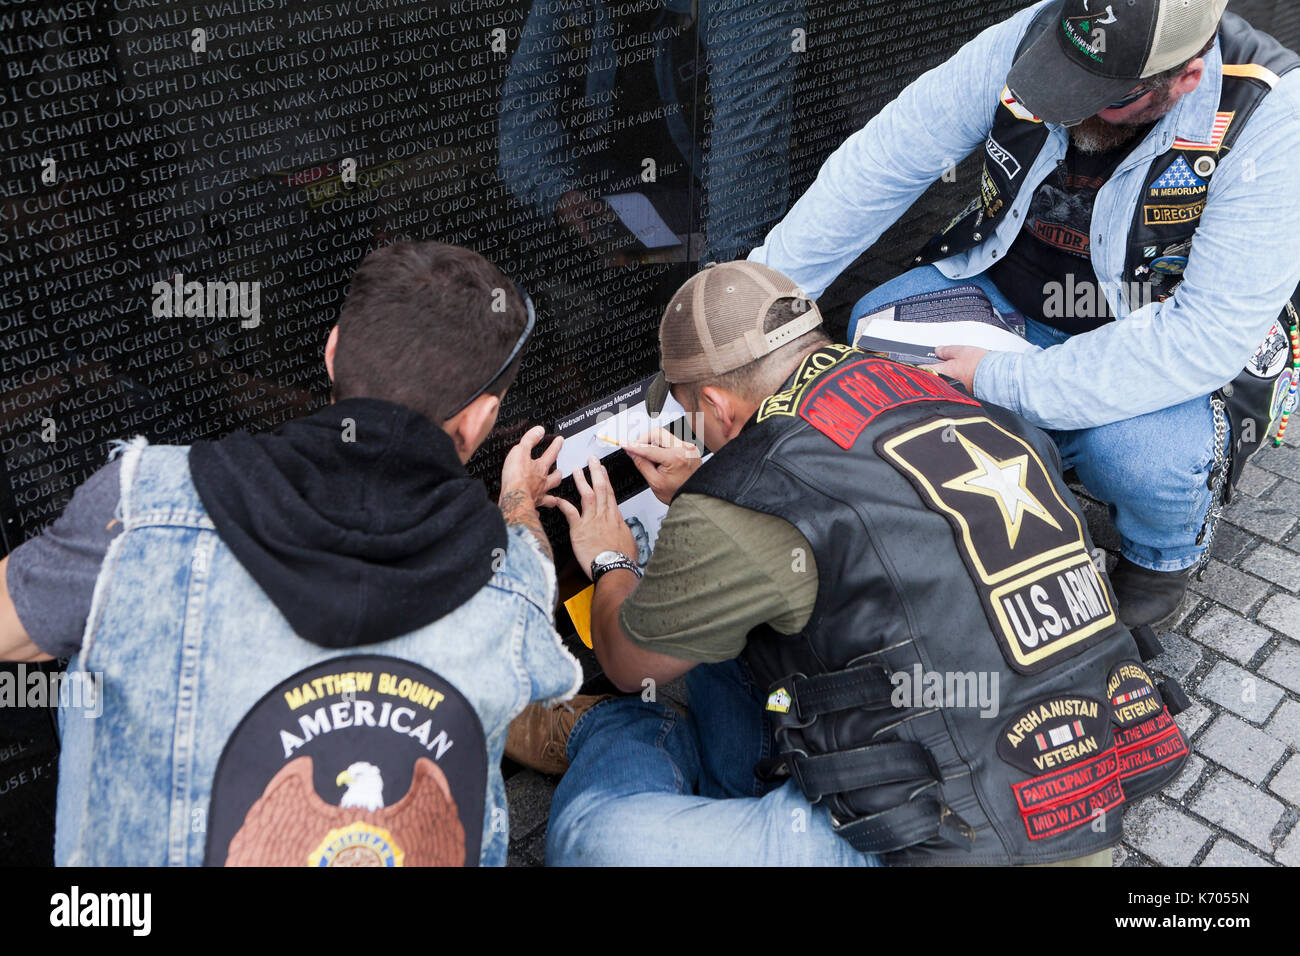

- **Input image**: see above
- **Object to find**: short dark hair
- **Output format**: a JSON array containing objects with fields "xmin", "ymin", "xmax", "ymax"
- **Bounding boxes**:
[{"xmin": 332, "ymin": 241, "xmax": 529, "ymax": 423}]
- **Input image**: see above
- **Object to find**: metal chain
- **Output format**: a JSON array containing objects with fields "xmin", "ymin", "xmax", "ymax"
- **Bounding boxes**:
[{"xmin": 1195, "ymin": 395, "xmax": 1230, "ymax": 580}]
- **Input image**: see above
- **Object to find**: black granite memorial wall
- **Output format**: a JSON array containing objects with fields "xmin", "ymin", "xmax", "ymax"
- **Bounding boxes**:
[{"xmin": 0, "ymin": 0, "xmax": 1296, "ymax": 865}]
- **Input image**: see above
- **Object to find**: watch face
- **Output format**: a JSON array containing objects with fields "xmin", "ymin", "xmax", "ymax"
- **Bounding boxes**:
[{"xmin": 593, "ymin": 550, "xmax": 627, "ymax": 567}]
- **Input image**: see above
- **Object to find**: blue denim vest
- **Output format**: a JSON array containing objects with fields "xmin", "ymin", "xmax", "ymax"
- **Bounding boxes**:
[{"xmin": 54, "ymin": 438, "xmax": 582, "ymax": 866}]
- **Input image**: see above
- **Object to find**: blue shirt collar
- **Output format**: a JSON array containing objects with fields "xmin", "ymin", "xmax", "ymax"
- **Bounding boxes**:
[{"xmin": 1167, "ymin": 37, "xmax": 1224, "ymax": 146}]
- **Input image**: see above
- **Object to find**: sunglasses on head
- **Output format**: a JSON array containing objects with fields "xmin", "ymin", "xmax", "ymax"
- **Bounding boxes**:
[{"xmin": 443, "ymin": 282, "xmax": 537, "ymax": 421}]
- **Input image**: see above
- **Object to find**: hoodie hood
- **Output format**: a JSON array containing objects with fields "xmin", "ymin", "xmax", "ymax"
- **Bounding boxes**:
[{"xmin": 189, "ymin": 397, "xmax": 507, "ymax": 648}]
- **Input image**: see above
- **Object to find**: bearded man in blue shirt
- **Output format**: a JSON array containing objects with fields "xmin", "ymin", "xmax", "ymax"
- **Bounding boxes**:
[{"xmin": 751, "ymin": 0, "xmax": 1300, "ymax": 628}]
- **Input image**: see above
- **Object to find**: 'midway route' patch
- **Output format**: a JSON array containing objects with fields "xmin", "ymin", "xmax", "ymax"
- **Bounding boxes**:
[{"xmin": 878, "ymin": 416, "xmax": 1117, "ymax": 674}]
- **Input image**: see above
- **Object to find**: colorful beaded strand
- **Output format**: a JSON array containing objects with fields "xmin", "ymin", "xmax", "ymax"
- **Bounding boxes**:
[{"xmin": 1274, "ymin": 319, "xmax": 1300, "ymax": 447}]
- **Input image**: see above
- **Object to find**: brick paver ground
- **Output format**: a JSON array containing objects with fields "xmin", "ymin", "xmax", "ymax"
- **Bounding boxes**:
[{"xmin": 503, "ymin": 431, "xmax": 1300, "ymax": 867}]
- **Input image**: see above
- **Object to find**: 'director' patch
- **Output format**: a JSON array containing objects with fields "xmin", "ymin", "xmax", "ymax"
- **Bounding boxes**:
[{"xmin": 205, "ymin": 656, "xmax": 487, "ymax": 867}]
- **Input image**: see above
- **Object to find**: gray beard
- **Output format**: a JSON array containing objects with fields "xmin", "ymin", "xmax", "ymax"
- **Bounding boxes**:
[
  {"xmin": 1070, "ymin": 87, "xmax": 1178, "ymax": 153},
  {"xmin": 1069, "ymin": 116, "xmax": 1146, "ymax": 153}
]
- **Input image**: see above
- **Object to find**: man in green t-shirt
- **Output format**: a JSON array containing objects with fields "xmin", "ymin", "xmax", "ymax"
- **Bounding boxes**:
[{"xmin": 512, "ymin": 262, "xmax": 1115, "ymax": 866}]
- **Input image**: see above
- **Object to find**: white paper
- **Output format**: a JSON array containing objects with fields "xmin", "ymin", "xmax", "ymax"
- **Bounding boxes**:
[
  {"xmin": 555, "ymin": 391, "xmax": 688, "ymax": 478},
  {"xmin": 856, "ymin": 317, "xmax": 1039, "ymax": 355},
  {"xmin": 602, "ymin": 192, "xmax": 680, "ymax": 249}
]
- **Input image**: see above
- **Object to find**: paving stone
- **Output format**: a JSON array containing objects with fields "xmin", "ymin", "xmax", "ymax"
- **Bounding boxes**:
[
  {"xmin": 1164, "ymin": 753, "xmax": 1205, "ymax": 800},
  {"xmin": 1189, "ymin": 771, "xmax": 1285, "ymax": 851},
  {"xmin": 1196, "ymin": 714, "xmax": 1288, "ymax": 783},
  {"xmin": 1175, "ymin": 700, "xmax": 1213, "ymax": 739},
  {"xmin": 1278, "ymin": 826, "xmax": 1300, "ymax": 868},
  {"xmin": 1264, "ymin": 478, "xmax": 1300, "ymax": 514},
  {"xmin": 507, "ymin": 829, "xmax": 547, "ymax": 867},
  {"xmin": 1242, "ymin": 543, "xmax": 1300, "ymax": 592},
  {"xmin": 1265, "ymin": 699, "xmax": 1300, "ymax": 749},
  {"xmin": 1260, "ymin": 640, "xmax": 1300, "ymax": 695},
  {"xmin": 1201, "ymin": 839, "xmax": 1272, "ymax": 867},
  {"xmin": 1122, "ymin": 798, "xmax": 1213, "ymax": 867},
  {"xmin": 1208, "ymin": 523, "xmax": 1255, "ymax": 565},
  {"xmin": 1190, "ymin": 605, "xmax": 1273, "ymax": 663},
  {"xmin": 1268, "ymin": 754, "xmax": 1300, "ymax": 806},
  {"xmin": 1236, "ymin": 464, "xmax": 1279, "ymax": 498},
  {"xmin": 1224, "ymin": 494, "xmax": 1298, "ymax": 541},
  {"xmin": 1169, "ymin": 594, "xmax": 1205, "ymax": 631},
  {"xmin": 1147, "ymin": 629, "xmax": 1201, "ymax": 682},
  {"xmin": 1258, "ymin": 593, "xmax": 1300, "ymax": 642},
  {"xmin": 1252, "ymin": 441, "xmax": 1300, "ymax": 482},
  {"xmin": 1187, "ymin": 560, "xmax": 1271, "ymax": 614},
  {"xmin": 505, "ymin": 769, "xmax": 557, "ymax": 841},
  {"xmin": 1196, "ymin": 661, "xmax": 1285, "ymax": 724}
]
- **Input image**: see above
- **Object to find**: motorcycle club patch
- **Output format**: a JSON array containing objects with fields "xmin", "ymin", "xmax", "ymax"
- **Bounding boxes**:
[
  {"xmin": 1107, "ymin": 661, "xmax": 1164, "ymax": 728},
  {"xmin": 997, "ymin": 695, "xmax": 1112, "ymax": 776},
  {"xmin": 205, "ymin": 656, "xmax": 487, "ymax": 866},
  {"xmin": 789, "ymin": 355, "xmax": 977, "ymax": 450},
  {"xmin": 878, "ymin": 416, "xmax": 1118, "ymax": 674}
]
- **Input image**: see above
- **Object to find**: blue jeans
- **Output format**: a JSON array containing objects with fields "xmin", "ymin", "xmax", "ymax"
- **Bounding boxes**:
[
  {"xmin": 851, "ymin": 266, "xmax": 1221, "ymax": 572},
  {"xmin": 545, "ymin": 660, "xmax": 881, "ymax": 866}
]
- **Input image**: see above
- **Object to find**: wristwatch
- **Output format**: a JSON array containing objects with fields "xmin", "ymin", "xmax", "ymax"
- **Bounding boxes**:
[{"xmin": 590, "ymin": 549, "xmax": 643, "ymax": 584}]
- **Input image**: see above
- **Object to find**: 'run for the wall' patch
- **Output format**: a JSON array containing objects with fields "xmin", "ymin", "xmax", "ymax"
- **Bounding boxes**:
[
  {"xmin": 788, "ymin": 355, "xmax": 977, "ymax": 449},
  {"xmin": 205, "ymin": 656, "xmax": 486, "ymax": 866},
  {"xmin": 878, "ymin": 416, "xmax": 1117, "ymax": 674}
]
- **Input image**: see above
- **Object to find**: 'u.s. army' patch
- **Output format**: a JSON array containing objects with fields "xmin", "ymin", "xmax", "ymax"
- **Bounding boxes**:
[
  {"xmin": 205, "ymin": 656, "xmax": 487, "ymax": 866},
  {"xmin": 878, "ymin": 416, "xmax": 1118, "ymax": 674}
]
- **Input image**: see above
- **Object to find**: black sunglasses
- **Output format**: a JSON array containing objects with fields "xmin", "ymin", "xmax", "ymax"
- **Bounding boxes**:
[
  {"xmin": 444, "ymin": 283, "xmax": 537, "ymax": 420},
  {"xmin": 1106, "ymin": 84, "xmax": 1154, "ymax": 110}
]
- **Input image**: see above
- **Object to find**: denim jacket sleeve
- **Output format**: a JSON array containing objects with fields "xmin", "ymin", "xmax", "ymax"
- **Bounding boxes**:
[
  {"xmin": 747, "ymin": 1, "xmax": 1052, "ymax": 299},
  {"xmin": 975, "ymin": 70, "xmax": 1300, "ymax": 430}
]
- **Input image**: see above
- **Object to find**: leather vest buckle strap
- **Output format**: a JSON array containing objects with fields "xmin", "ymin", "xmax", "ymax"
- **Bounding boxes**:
[
  {"xmin": 831, "ymin": 795, "xmax": 977, "ymax": 855},
  {"xmin": 786, "ymin": 739, "xmax": 938, "ymax": 803},
  {"xmin": 783, "ymin": 663, "xmax": 896, "ymax": 722}
]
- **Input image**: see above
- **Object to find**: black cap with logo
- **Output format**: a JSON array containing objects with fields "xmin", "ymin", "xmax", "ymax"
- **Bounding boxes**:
[{"xmin": 1006, "ymin": 0, "xmax": 1228, "ymax": 126}]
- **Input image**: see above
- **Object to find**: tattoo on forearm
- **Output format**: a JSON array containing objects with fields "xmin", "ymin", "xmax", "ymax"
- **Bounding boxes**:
[{"xmin": 499, "ymin": 490, "xmax": 553, "ymax": 562}]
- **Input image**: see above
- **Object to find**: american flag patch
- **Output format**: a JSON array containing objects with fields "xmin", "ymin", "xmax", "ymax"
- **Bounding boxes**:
[
  {"xmin": 1112, "ymin": 685, "xmax": 1152, "ymax": 706},
  {"xmin": 1172, "ymin": 111, "xmax": 1234, "ymax": 151},
  {"xmin": 1034, "ymin": 720, "xmax": 1086, "ymax": 751}
]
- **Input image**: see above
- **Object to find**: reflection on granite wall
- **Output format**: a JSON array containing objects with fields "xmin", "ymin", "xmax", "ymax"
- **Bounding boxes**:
[{"xmin": 0, "ymin": 0, "xmax": 1296, "ymax": 864}]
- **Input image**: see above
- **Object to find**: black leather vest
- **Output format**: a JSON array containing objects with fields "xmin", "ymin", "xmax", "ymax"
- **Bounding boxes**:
[
  {"xmin": 680, "ymin": 346, "xmax": 1188, "ymax": 864},
  {"xmin": 917, "ymin": 8, "xmax": 1300, "ymax": 494}
]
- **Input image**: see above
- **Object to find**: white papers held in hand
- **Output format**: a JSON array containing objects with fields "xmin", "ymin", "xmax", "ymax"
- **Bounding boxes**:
[{"xmin": 853, "ymin": 312, "xmax": 1041, "ymax": 366}]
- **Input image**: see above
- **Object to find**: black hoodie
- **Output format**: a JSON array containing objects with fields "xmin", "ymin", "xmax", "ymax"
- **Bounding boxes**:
[{"xmin": 189, "ymin": 397, "xmax": 507, "ymax": 648}]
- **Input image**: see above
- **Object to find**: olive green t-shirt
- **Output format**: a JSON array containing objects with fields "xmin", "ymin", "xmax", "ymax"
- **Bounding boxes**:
[{"xmin": 618, "ymin": 492, "xmax": 819, "ymax": 662}]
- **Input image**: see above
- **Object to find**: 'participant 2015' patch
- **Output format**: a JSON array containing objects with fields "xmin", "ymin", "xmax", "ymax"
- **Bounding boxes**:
[
  {"xmin": 878, "ymin": 416, "xmax": 1118, "ymax": 674},
  {"xmin": 205, "ymin": 656, "xmax": 487, "ymax": 866}
]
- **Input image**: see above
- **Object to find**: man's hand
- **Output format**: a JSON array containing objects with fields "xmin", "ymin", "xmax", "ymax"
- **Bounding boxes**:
[
  {"xmin": 500, "ymin": 425, "xmax": 563, "ymax": 508},
  {"xmin": 624, "ymin": 426, "xmax": 703, "ymax": 504},
  {"xmin": 499, "ymin": 426, "xmax": 563, "ymax": 562},
  {"xmin": 932, "ymin": 345, "xmax": 990, "ymax": 392},
  {"xmin": 553, "ymin": 455, "xmax": 639, "ymax": 577}
]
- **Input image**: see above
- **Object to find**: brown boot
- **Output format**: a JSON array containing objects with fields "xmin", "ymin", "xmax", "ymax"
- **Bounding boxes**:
[{"xmin": 505, "ymin": 694, "xmax": 615, "ymax": 776}]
